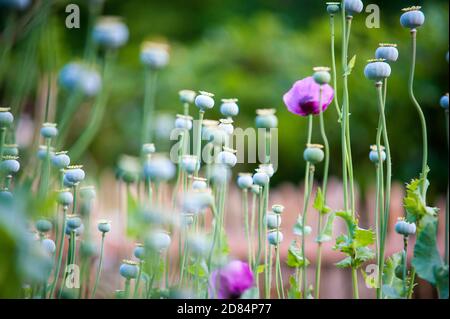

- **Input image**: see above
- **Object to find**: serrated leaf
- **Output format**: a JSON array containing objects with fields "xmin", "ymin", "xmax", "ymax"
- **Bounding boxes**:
[
  {"xmin": 335, "ymin": 257, "xmax": 352, "ymax": 268},
  {"xmin": 354, "ymin": 228, "xmax": 375, "ymax": 248},
  {"xmin": 316, "ymin": 213, "xmax": 335, "ymax": 243},
  {"xmin": 335, "ymin": 210, "xmax": 356, "ymax": 237},
  {"xmin": 354, "ymin": 246, "xmax": 375, "ymax": 266},
  {"xmin": 412, "ymin": 215, "xmax": 443, "ymax": 285},
  {"xmin": 286, "ymin": 241, "xmax": 309, "ymax": 268}
]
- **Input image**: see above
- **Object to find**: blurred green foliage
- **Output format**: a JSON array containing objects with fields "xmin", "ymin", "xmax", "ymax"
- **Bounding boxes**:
[{"xmin": 1, "ymin": 0, "xmax": 449, "ymax": 198}]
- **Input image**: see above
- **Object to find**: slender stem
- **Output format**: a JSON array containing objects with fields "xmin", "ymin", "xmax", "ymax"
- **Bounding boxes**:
[
  {"xmin": 0, "ymin": 127, "xmax": 6, "ymax": 160},
  {"xmin": 314, "ymin": 216, "xmax": 323, "ymax": 299},
  {"xmin": 142, "ymin": 68, "xmax": 158, "ymax": 144},
  {"xmin": 299, "ymin": 115, "xmax": 314, "ymax": 298},
  {"xmin": 301, "ymin": 165, "xmax": 315, "ymax": 297},
  {"xmin": 243, "ymin": 189, "xmax": 251, "ymax": 266},
  {"xmin": 250, "ymin": 190, "xmax": 258, "ymax": 269},
  {"xmin": 402, "ymin": 237, "xmax": 408, "ymax": 298},
  {"xmin": 194, "ymin": 111, "xmax": 205, "ymax": 177},
  {"xmin": 376, "ymin": 83, "xmax": 392, "ymax": 299},
  {"xmin": 69, "ymin": 50, "xmax": 115, "ymax": 161},
  {"xmin": 91, "ymin": 233, "xmax": 105, "ymax": 298},
  {"xmin": 124, "ymin": 279, "xmax": 131, "ymax": 299},
  {"xmin": 351, "ymin": 267, "xmax": 359, "ymax": 299},
  {"xmin": 266, "ymin": 245, "xmax": 272, "ymax": 299},
  {"xmin": 407, "ymin": 269, "xmax": 416, "ymax": 299},
  {"xmin": 409, "ymin": 30, "xmax": 428, "ymax": 196},
  {"xmin": 133, "ymin": 261, "xmax": 143, "ymax": 297},
  {"xmin": 329, "ymin": 14, "xmax": 341, "ymax": 117},
  {"xmin": 49, "ymin": 205, "xmax": 68, "ymax": 298}
]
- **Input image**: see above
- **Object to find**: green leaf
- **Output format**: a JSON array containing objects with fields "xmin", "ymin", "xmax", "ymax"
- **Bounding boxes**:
[
  {"xmin": 316, "ymin": 213, "xmax": 335, "ymax": 243},
  {"xmin": 403, "ymin": 170, "xmax": 438, "ymax": 224},
  {"xmin": 354, "ymin": 246, "xmax": 375, "ymax": 267},
  {"xmin": 187, "ymin": 260, "xmax": 208, "ymax": 278},
  {"xmin": 412, "ymin": 215, "xmax": 443, "ymax": 285},
  {"xmin": 382, "ymin": 284, "xmax": 402, "ymax": 299},
  {"xmin": 287, "ymin": 275, "xmax": 301, "ymax": 299},
  {"xmin": 293, "ymin": 217, "xmax": 312, "ymax": 237},
  {"xmin": 345, "ymin": 55, "xmax": 357, "ymax": 75},
  {"xmin": 335, "ymin": 257, "xmax": 352, "ymax": 269},
  {"xmin": 435, "ymin": 265, "xmax": 449, "ymax": 299},
  {"xmin": 354, "ymin": 228, "xmax": 375, "ymax": 248},
  {"xmin": 383, "ymin": 252, "xmax": 403, "ymax": 286},
  {"xmin": 286, "ymin": 241, "xmax": 309, "ymax": 268},
  {"xmin": 313, "ymin": 188, "xmax": 332, "ymax": 215},
  {"xmin": 335, "ymin": 210, "xmax": 356, "ymax": 237}
]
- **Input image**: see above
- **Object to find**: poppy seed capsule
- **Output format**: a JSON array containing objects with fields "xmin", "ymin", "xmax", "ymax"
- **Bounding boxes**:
[
  {"xmin": 119, "ymin": 260, "xmax": 139, "ymax": 279},
  {"xmin": 364, "ymin": 60, "xmax": 391, "ymax": 82},
  {"xmin": 192, "ymin": 178, "xmax": 208, "ymax": 190},
  {"xmin": 140, "ymin": 42, "xmax": 170, "ymax": 69},
  {"xmin": 400, "ymin": 7, "xmax": 425, "ymax": 29},
  {"xmin": 218, "ymin": 119, "xmax": 234, "ymax": 135},
  {"xmin": 326, "ymin": 2, "xmax": 340, "ymax": 15},
  {"xmin": 194, "ymin": 91, "xmax": 215, "ymax": 111},
  {"xmin": 0, "ymin": 158, "xmax": 20, "ymax": 174},
  {"xmin": 375, "ymin": 44, "xmax": 399, "ymax": 62},
  {"xmin": 142, "ymin": 143, "xmax": 156, "ymax": 155},
  {"xmin": 175, "ymin": 115, "xmax": 193, "ymax": 130},
  {"xmin": 181, "ymin": 155, "xmax": 198, "ymax": 174},
  {"xmin": 237, "ymin": 173, "xmax": 253, "ymax": 189},
  {"xmin": 42, "ymin": 238, "xmax": 56, "ymax": 255},
  {"xmin": 255, "ymin": 109, "xmax": 278, "ymax": 129},
  {"xmin": 134, "ymin": 244, "xmax": 145, "ymax": 260},
  {"xmin": 266, "ymin": 214, "xmax": 281, "ymax": 230},
  {"xmin": 179, "ymin": 90, "xmax": 196, "ymax": 104},
  {"xmin": 217, "ymin": 149, "xmax": 237, "ymax": 168},
  {"xmin": 40, "ymin": 124, "xmax": 58, "ymax": 139},
  {"xmin": 37, "ymin": 146, "xmax": 55, "ymax": 160},
  {"xmin": 52, "ymin": 153, "xmax": 71, "ymax": 169},
  {"xmin": 36, "ymin": 219, "xmax": 52, "ymax": 233},
  {"xmin": 253, "ymin": 171, "xmax": 269, "ymax": 187},
  {"xmin": 369, "ymin": 145, "xmax": 386, "ymax": 163},
  {"xmin": 92, "ymin": 17, "xmax": 129, "ymax": 49},
  {"xmin": 313, "ymin": 67, "xmax": 331, "ymax": 85},
  {"xmin": 440, "ymin": 94, "xmax": 449, "ymax": 110},
  {"xmin": 395, "ymin": 219, "xmax": 416, "ymax": 236},
  {"xmin": 0, "ymin": 109, "xmax": 14, "ymax": 127},
  {"xmin": 0, "ymin": 190, "xmax": 13, "ymax": 203},
  {"xmin": 220, "ymin": 99, "xmax": 239, "ymax": 117},
  {"xmin": 67, "ymin": 216, "xmax": 82, "ymax": 230},
  {"xmin": 65, "ymin": 168, "xmax": 85, "ymax": 184},
  {"xmin": 147, "ymin": 231, "xmax": 171, "ymax": 251},
  {"xmin": 3, "ymin": 145, "xmax": 19, "ymax": 157},
  {"xmin": 303, "ymin": 145, "xmax": 325, "ymax": 164},
  {"xmin": 58, "ymin": 191, "xmax": 73, "ymax": 206},
  {"xmin": 97, "ymin": 220, "xmax": 111, "ymax": 233},
  {"xmin": 267, "ymin": 231, "xmax": 283, "ymax": 246},
  {"xmin": 344, "ymin": 0, "xmax": 363, "ymax": 16},
  {"xmin": 272, "ymin": 204, "xmax": 284, "ymax": 215}
]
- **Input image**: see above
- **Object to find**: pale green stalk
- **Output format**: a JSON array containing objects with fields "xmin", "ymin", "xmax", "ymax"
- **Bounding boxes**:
[{"xmin": 91, "ymin": 233, "xmax": 105, "ymax": 298}]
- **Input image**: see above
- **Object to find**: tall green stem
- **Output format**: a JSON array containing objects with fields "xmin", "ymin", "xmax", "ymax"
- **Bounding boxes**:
[
  {"xmin": 299, "ymin": 115, "xmax": 314, "ymax": 298},
  {"xmin": 142, "ymin": 68, "xmax": 158, "ymax": 145},
  {"xmin": 243, "ymin": 189, "xmax": 252, "ymax": 266},
  {"xmin": 409, "ymin": 30, "xmax": 428, "ymax": 196},
  {"xmin": 194, "ymin": 111, "xmax": 204, "ymax": 177},
  {"xmin": 376, "ymin": 82, "xmax": 392, "ymax": 298},
  {"xmin": 91, "ymin": 233, "xmax": 105, "ymax": 298},
  {"xmin": 329, "ymin": 14, "xmax": 341, "ymax": 117},
  {"xmin": 49, "ymin": 205, "xmax": 68, "ymax": 298}
]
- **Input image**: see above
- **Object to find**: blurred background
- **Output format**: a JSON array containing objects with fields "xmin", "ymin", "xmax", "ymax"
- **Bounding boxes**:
[{"xmin": 0, "ymin": 0, "xmax": 448, "ymax": 298}]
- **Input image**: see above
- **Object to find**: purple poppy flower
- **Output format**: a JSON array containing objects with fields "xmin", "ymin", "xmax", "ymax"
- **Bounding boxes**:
[
  {"xmin": 283, "ymin": 76, "xmax": 334, "ymax": 116},
  {"xmin": 209, "ymin": 260, "xmax": 254, "ymax": 299}
]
